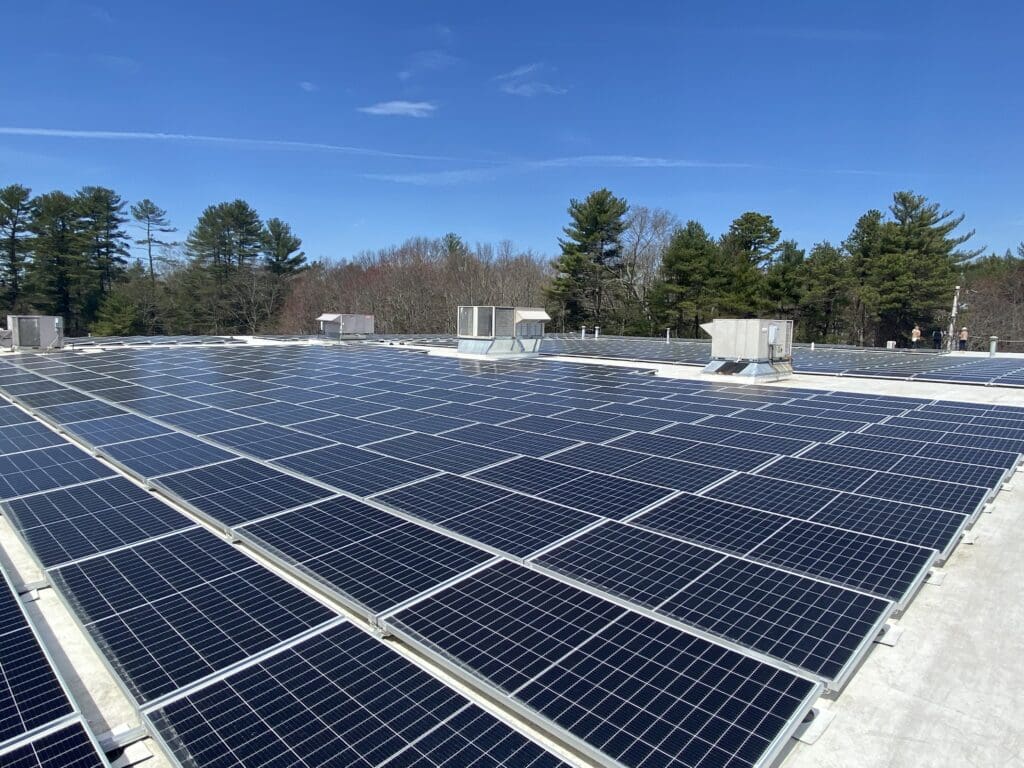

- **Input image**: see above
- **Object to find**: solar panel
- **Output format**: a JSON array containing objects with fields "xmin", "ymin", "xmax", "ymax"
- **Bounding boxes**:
[
  {"xmin": 810, "ymin": 493, "xmax": 968, "ymax": 552},
  {"xmin": 376, "ymin": 474, "xmax": 513, "ymax": 522},
  {"xmin": 34, "ymin": 399, "xmax": 126, "ymax": 424},
  {"xmin": 155, "ymin": 407, "xmax": 264, "ymax": 434},
  {"xmin": 236, "ymin": 496, "xmax": 492, "ymax": 615},
  {"xmin": 153, "ymin": 458, "xmax": 335, "ymax": 527},
  {"xmin": 748, "ymin": 520, "xmax": 936, "ymax": 602},
  {"xmin": 206, "ymin": 422, "xmax": 337, "ymax": 459},
  {"xmin": 0, "ymin": 723, "xmax": 106, "ymax": 768},
  {"xmin": 0, "ymin": 405, "xmax": 35, "ymax": 427},
  {"xmin": 706, "ymin": 473, "xmax": 839, "ymax": 519},
  {"xmin": 3, "ymin": 477, "xmax": 195, "ymax": 567},
  {"xmin": 0, "ymin": 423, "xmax": 67, "ymax": 455},
  {"xmin": 0, "ymin": 578, "xmax": 75, "ymax": 748},
  {"xmin": 534, "ymin": 521, "xmax": 893, "ymax": 682},
  {"xmin": 50, "ymin": 528, "xmax": 336, "ymax": 703},
  {"xmin": 0, "ymin": 445, "xmax": 116, "ymax": 501},
  {"xmin": 539, "ymin": 473, "xmax": 675, "ymax": 520},
  {"xmin": 634, "ymin": 493, "xmax": 789, "ymax": 553},
  {"xmin": 62, "ymin": 414, "xmax": 172, "ymax": 447},
  {"xmin": 147, "ymin": 622, "xmax": 565, "ymax": 768},
  {"xmin": 470, "ymin": 457, "xmax": 586, "ymax": 496},
  {"xmin": 386, "ymin": 561, "xmax": 819, "ymax": 768}
]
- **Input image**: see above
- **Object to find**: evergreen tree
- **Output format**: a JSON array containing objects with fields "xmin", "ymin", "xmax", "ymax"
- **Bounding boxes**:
[
  {"xmin": 131, "ymin": 199, "xmax": 176, "ymax": 284},
  {"xmin": 77, "ymin": 186, "xmax": 130, "ymax": 295},
  {"xmin": 651, "ymin": 221, "xmax": 720, "ymax": 337},
  {"xmin": 25, "ymin": 192, "xmax": 89, "ymax": 332},
  {"xmin": 261, "ymin": 218, "xmax": 306, "ymax": 275},
  {"xmin": 844, "ymin": 209, "xmax": 885, "ymax": 345},
  {"xmin": 764, "ymin": 240, "xmax": 805, "ymax": 318},
  {"xmin": 186, "ymin": 200, "xmax": 263, "ymax": 269},
  {"xmin": 721, "ymin": 211, "xmax": 781, "ymax": 269},
  {"xmin": 0, "ymin": 184, "xmax": 33, "ymax": 311},
  {"xmin": 799, "ymin": 241, "xmax": 850, "ymax": 341},
  {"xmin": 548, "ymin": 188, "xmax": 629, "ymax": 329}
]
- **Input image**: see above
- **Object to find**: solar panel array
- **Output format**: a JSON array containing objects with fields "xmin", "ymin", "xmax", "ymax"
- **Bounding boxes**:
[
  {"xmin": 0, "ymin": 341, "xmax": 1021, "ymax": 768},
  {"xmin": 538, "ymin": 334, "xmax": 1024, "ymax": 387}
]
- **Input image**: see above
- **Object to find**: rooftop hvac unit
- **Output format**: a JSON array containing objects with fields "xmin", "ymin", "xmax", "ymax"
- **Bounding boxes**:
[
  {"xmin": 456, "ymin": 306, "xmax": 550, "ymax": 358},
  {"xmin": 316, "ymin": 313, "xmax": 375, "ymax": 339},
  {"xmin": 6, "ymin": 315, "xmax": 64, "ymax": 351},
  {"xmin": 699, "ymin": 318, "xmax": 793, "ymax": 383}
]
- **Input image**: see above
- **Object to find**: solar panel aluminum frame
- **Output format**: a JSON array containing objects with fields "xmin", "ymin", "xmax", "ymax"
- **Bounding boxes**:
[
  {"xmin": 378, "ymin": 604, "xmax": 824, "ymax": 768},
  {"xmin": 522, "ymin": 547, "xmax": 896, "ymax": 693},
  {"xmin": 0, "ymin": 559, "xmax": 89, "ymax": 755},
  {"xmin": 97, "ymin": 443, "xmax": 236, "ymax": 484},
  {"xmin": 229, "ymin": 521, "xmax": 503, "ymax": 622}
]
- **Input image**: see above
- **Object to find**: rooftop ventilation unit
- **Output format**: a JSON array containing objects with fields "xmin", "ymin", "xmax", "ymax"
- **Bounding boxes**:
[
  {"xmin": 456, "ymin": 306, "xmax": 550, "ymax": 358},
  {"xmin": 316, "ymin": 313, "xmax": 375, "ymax": 339},
  {"xmin": 699, "ymin": 318, "xmax": 793, "ymax": 383},
  {"xmin": 5, "ymin": 315, "xmax": 64, "ymax": 351}
]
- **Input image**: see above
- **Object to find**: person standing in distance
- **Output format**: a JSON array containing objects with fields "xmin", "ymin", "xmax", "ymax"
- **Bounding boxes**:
[
  {"xmin": 911, "ymin": 324, "xmax": 922, "ymax": 349},
  {"xmin": 932, "ymin": 328, "xmax": 942, "ymax": 350},
  {"xmin": 958, "ymin": 327, "xmax": 969, "ymax": 351}
]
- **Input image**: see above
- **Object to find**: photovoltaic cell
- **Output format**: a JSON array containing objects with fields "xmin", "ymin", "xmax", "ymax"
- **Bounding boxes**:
[
  {"xmin": 706, "ymin": 474, "xmax": 838, "ymax": 520},
  {"xmin": 147, "ymin": 622, "xmax": 565, "ymax": 768},
  {"xmin": 154, "ymin": 458, "xmax": 335, "ymax": 526},
  {"xmin": 0, "ymin": 445, "xmax": 115, "ymax": 501},
  {"xmin": 633, "ymin": 494, "xmax": 788, "ymax": 553},
  {"xmin": 0, "ymin": 723, "xmax": 106, "ymax": 768},
  {"xmin": 3, "ymin": 477, "xmax": 194, "ymax": 567},
  {"xmin": 50, "ymin": 528, "xmax": 336, "ymax": 703},
  {"xmin": 237, "ymin": 496, "xmax": 492, "ymax": 614},
  {"xmin": 101, "ymin": 433, "xmax": 236, "ymax": 478}
]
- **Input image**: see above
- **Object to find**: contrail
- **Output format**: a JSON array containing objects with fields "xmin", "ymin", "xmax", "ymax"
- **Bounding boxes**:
[{"xmin": 0, "ymin": 126, "xmax": 456, "ymax": 162}]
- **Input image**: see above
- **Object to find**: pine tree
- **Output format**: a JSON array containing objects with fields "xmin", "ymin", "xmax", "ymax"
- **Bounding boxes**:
[
  {"xmin": 799, "ymin": 242, "xmax": 850, "ymax": 341},
  {"xmin": 548, "ymin": 188, "xmax": 629, "ymax": 329},
  {"xmin": 26, "ymin": 192, "xmax": 89, "ymax": 332},
  {"xmin": 651, "ymin": 221, "xmax": 720, "ymax": 337},
  {"xmin": 0, "ymin": 184, "xmax": 33, "ymax": 311},
  {"xmin": 764, "ymin": 240, "xmax": 805, "ymax": 318},
  {"xmin": 186, "ymin": 200, "xmax": 263, "ymax": 269},
  {"xmin": 261, "ymin": 218, "xmax": 306, "ymax": 275},
  {"xmin": 131, "ymin": 199, "xmax": 176, "ymax": 284},
  {"xmin": 77, "ymin": 186, "xmax": 130, "ymax": 295}
]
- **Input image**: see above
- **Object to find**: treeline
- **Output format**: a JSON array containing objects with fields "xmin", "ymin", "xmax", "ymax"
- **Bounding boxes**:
[
  {"xmin": 3, "ymin": 179, "xmax": 1021, "ymax": 346},
  {"xmin": 0, "ymin": 183, "xmax": 307, "ymax": 335},
  {"xmin": 547, "ymin": 188, "xmax": 1019, "ymax": 346}
]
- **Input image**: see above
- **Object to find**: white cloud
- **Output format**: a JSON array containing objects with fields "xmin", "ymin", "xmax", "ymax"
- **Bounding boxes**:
[
  {"xmin": 365, "ymin": 154, "xmax": 757, "ymax": 185},
  {"xmin": 494, "ymin": 62, "xmax": 565, "ymax": 97},
  {"xmin": 357, "ymin": 101, "xmax": 437, "ymax": 117},
  {"xmin": 298, "ymin": 81, "xmax": 319, "ymax": 92},
  {"xmin": 501, "ymin": 81, "xmax": 567, "ymax": 97},
  {"xmin": 495, "ymin": 63, "xmax": 543, "ymax": 80},
  {"xmin": 397, "ymin": 49, "xmax": 459, "ymax": 81},
  {"xmin": 0, "ymin": 126, "xmax": 451, "ymax": 160}
]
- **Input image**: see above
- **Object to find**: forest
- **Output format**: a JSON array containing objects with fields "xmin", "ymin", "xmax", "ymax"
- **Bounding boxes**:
[{"xmin": 1, "ymin": 182, "xmax": 1021, "ymax": 348}]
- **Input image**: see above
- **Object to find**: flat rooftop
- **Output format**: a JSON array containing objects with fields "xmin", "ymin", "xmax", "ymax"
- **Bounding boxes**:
[{"xmin": 0, "ymin": 338, "xmax": 1020, "ymax": 768}]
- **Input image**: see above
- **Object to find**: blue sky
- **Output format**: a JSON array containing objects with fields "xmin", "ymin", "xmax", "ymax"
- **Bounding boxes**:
[{"xmin": 1, "ymin": 0, "xmax": 1021, "ymax": 262}]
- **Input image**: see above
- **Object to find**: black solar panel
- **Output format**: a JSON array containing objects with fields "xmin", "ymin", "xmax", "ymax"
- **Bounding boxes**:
[
  {"xmin": 810, "ymin": 493, "xmax": 968, "ymax": 552},
  {"xmin": 0, "ymin": 445, "xmax": 116, "ymax": 501},
  {"xmin": 50, "ymin": 528, "xmax": 336, "ymax": 703},
  {"xmin": 0, "ymin": 423, "xmax": 66, "ymax": 455},
  {"xmin": 539, "ymin": 472, "xmax": 674, "ymax": 519},
  {"xmin": 749, "ymin": 520, "xmax": 936, "ymax": 601},
  {"xmin": 101, "ymin": 433, "xmax": 236, "ymax": 477},
  {"xmin": 706, "ymin": 473, "xmax": 839, "ymax": 519},
  {"xmin": 237, "ymin": 496, "xmax": 492, "ymax": 614},
  {"xmin": 153, "ymin": 458, "xmax": 335, "ymax": 526},
  {"xmin": 148, "ymin": 622, "xmax": 565, "ymax": 768},
  {"xmin": 3, "ymin": 477, "xmax": 194, "ymax": 567},
  {"xmin": 0, "ymin": 580, "xmax": 75, "ymax": 747},
  {"xmin": 206, "ymin": 422, "xmax": 336, "ymax": 459},
  {"xmin": 0, "ymin": 723, "xmax": 106, "ymax": 768},
  {"xmin": 388, "ymin": 562, "xmax": 818, "ymax": 768},
  {"xmin": 634, "ymin": 493, "xmax": 788, "ymax": 553},
  {"xmin": 63, "ymin": 414, "xmax": 172, "ymax": 447}
]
